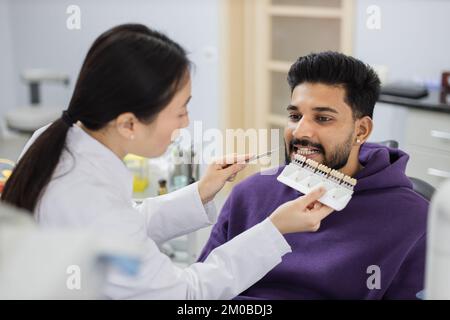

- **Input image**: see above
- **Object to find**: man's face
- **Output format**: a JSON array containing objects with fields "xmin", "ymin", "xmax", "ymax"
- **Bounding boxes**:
[{"xmin": 284, "ymin": 83, "xmax": 357, "ymax": 170}]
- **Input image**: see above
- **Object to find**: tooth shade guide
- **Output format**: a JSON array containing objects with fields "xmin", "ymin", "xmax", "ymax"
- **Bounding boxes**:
[{"xmin": 278, "ymin": 160, "xmax": 357, "ymax": 211}]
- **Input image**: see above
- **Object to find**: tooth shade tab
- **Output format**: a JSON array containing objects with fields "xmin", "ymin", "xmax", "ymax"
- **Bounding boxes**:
[
  {"xmin": 317, "ymin": 164, "xmax": 331, "ymax": 174},
  {"xmin": 342, "ymin": 176, "xmax": 357, "ymax": 185},
  {"xmin": 316, "ymin": 164, "xmax": 331, "ymax": 177},
  {"xmin": 305, "ymin": 159, "xmax": 319, "ymax": 169},
  {"xmin": 294, "ymin": 154, "xmax": 306, "ymax": 165},
  {"xmin": 341, "ymin": 175, "xmax": 357, "ymax": 190},
  {"xmin": 330, "ymin": 169, "xmax": 344, "ymax": 179}
]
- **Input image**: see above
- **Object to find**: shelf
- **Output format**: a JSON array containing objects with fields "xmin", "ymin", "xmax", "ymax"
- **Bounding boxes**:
[
  {"xmin": 270, "ymin": 15, "xmax": 342, "ymax": 61},
  {"xmin": 268, "ymin": 5, "xmax": 342, "ymax": 19},
  {"xmin": 271, "ymin": 0, "xmax": 342, "ymax": 7}
]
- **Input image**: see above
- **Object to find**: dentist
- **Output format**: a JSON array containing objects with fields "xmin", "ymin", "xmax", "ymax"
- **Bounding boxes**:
[{"xmin": 1, "ymin": 24, "xmax": 333, "ymax": 299}]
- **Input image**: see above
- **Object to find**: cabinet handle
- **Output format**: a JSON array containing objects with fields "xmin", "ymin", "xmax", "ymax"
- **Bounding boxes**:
[
  {"xmin": 428, "ymin": 168, "xmax": 450, "ymax": 179},
  {"xmin": 430, "ymin": 130, "xmax": 450, "ymax": 141}
]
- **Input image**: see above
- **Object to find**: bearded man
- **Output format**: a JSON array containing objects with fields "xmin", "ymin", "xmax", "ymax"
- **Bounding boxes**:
[{"xmin": 198, "ymin": 51, "xmax": 428, "ymax": 300}]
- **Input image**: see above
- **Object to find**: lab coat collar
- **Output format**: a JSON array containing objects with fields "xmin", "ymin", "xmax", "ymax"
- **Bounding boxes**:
[{"xmin": 66, "ymin": 125, "xmax": 134, "ymax": 198}]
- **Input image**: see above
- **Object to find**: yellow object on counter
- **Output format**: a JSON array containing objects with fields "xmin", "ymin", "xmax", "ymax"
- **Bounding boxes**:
[
  {"xmin": 0, "ymin": 158, "xmax": 15, "ymax": 194},
  {"xmin": 123, "ymin": 154, "xmax": 149, "ymax": 193},
  {"xmin": 132, "ymin": 176, "xmax": 149, "ymax": 193}
]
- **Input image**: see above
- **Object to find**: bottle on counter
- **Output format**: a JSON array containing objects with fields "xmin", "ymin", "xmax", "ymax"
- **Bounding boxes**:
[{"xmin": 157, "ymin": 179, "xmax": 168, "ymax": 195}]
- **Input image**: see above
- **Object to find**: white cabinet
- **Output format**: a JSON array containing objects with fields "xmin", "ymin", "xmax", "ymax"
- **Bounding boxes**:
[
  {"xmin": 405, "ymin": 145, "xmax": 450, "ymax": 187},
  {"xmin": 371, "ymin": 102, "xmax": 450, "ymax": 188},
  {"xmin": 403, "ymin": 109, "xmax": 450, "ymax": 188}
]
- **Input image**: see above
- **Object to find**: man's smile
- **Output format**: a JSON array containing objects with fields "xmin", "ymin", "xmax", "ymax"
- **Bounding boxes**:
[{"xmin": 291, "ymin": 144, "xmax": 323, "ymax": 161}]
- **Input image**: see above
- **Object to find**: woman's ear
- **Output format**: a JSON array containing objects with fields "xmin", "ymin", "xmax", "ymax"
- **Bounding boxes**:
[
  {"xmin": 115, "ymin": 112, "xmax": 137, "ymax": 140},
  {"xmin": 355, "ymin": 116, "xmax": 373, "ymax": 145}
]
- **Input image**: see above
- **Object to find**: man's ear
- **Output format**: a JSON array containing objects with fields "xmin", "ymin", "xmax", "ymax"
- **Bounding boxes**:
[
  {"xmin": 115, "ymin": 112, "xmax": 137, "ymax": 140},
  {"xmin": 355, "ymin": 116, "xmax": 373, "ymax": 145}
]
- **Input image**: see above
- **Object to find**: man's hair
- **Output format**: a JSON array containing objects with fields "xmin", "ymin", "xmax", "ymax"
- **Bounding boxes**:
[{"xmin": 287, "ymin": 51, "xmax": 381, "ymax": 119}]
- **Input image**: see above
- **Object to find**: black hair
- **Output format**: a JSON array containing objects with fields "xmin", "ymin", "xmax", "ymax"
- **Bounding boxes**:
[
  {"xmin": 1, "ymin": 23, "xmax": 190, "ymax": 213},
  {"xmin": 287, "ymin": 51, "xmax": 380, "ymax": 118}
]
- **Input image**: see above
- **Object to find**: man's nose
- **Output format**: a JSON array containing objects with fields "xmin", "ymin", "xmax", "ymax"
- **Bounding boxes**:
[{"xmin": 292, "ymin": 117, "xmax": 315, "ymax": 139}]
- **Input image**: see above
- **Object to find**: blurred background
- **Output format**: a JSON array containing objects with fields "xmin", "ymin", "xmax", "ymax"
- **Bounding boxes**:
[{"xmin": 1, "ymin": 0, "xmax": 449, "ymax": 265}]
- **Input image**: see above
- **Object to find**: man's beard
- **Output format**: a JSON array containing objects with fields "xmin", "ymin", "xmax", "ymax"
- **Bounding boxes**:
[{"xmin": 285, "ymin": 131, "xmax": 354, "ymax": 170}]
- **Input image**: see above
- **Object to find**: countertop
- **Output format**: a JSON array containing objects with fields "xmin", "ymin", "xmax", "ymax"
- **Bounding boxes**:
[{"xmin": 378, "ymin": 90, "xmax": 450, "ymax": 114}]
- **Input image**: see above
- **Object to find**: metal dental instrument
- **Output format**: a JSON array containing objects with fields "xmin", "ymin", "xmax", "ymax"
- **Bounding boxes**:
[{"xmin": 245, "ymin": 147, "xmax": 281, "ymax": 163}]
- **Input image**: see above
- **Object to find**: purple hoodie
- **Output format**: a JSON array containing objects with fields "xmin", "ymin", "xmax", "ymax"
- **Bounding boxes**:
[{"xmin": 198, "ymin": 143, "xmax": 428, "ymax": 299}]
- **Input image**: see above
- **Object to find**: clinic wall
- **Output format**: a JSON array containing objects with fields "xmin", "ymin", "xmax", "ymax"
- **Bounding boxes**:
[
  {"xmin": 5, "ymin": 0, "xmax": 220, "ymax": 130},
  {"xmin": 354, "ymin": 0, "xmax": 450, "ymax": 85},
  {"xmin": 0, "ymin": 0, "xmax": 15, "ymax": 120}
]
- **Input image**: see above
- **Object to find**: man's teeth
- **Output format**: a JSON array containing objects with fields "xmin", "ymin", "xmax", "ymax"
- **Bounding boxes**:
[{"xmin": 296, "ymin": 148, "xmax": 319, "ymax": 156}]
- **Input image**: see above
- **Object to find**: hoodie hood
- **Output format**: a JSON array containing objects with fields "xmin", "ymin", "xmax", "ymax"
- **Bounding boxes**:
[{"xmin": 353, "ymin": 142, "xmax": 413, "ymax": 192}]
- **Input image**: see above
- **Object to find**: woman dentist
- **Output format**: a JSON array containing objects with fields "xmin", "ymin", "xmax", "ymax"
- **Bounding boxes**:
[{"xmin": 1, "ymin": 24, "xmax": 333, "ymax": 299}]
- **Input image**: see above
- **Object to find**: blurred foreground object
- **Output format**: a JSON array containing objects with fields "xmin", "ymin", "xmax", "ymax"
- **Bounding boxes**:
[
  {"xmin": 0, "ymin": 203, "xmax": 142, "ymax": 299},
  {"xmin": 425, "ymin": 179, "xmax": 450, "ymax": 299}
]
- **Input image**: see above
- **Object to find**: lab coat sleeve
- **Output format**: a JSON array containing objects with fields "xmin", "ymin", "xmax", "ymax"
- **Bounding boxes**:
[
  {"xmin": 383, "ymin": 233, "xmax": 426, "ymax": 300},
  {"xmin": 181, "ymin": 217, "xmax": 291, "ymax": 299},
  {"xmin": 104, "ymin": 216, "xmax": 291, "ymax": 299},
  {"xmin": 133, "ymin": 182, "xmax": 217, "ymax": 245}
]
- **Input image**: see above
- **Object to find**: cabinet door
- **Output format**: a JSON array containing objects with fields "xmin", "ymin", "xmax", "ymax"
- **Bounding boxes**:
[
  {"xmin": 405, "ymin": 145, "xmax": 450, "ymax": 188},
  {"xmin": 405, "ymin": 109, "xmax": 450, "ymax": 154}
]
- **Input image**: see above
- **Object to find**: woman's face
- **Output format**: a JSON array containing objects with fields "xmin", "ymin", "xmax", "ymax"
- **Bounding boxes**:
[{"xmin": 132, "ymin": 76, "xmax": 192, "ymax": 158}]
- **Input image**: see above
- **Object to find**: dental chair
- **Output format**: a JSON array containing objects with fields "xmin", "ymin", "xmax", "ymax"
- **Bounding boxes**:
[
  {"xmin": 377, "ymin": 140, "xmax": 436, "ymax": 300},
  {"xmin": 5, "ymin": 69, "xmax": 69, "ymax": 135},
  {"xmin": 376, "ymin": 140, "xmax": 436, "ymax": 201}
]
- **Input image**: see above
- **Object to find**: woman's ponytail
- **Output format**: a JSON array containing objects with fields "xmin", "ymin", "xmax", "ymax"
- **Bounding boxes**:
[{"xmin": 1, "ymin": 117, "xmax": 72, "ymax": 212}]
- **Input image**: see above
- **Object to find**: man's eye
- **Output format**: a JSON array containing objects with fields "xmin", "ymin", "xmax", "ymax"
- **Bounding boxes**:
[
  {"xmin": 317, "ymin": 116, "xmax": 332, "ymax": 122},
  {"xmin": 288, "ymin": 114, "xmax": 302, "ymax": 122}
]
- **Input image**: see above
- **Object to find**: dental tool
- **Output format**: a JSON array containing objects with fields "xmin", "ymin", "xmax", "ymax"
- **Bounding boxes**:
[{"xmin": 245, "ymin": 147, "xmax": 282, "ymax": 163}]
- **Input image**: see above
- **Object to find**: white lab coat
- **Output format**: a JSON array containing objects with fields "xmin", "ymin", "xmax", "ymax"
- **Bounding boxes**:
[{"xmin": 21, "ymin": 124, "xmax": 291, "ymax": 299}]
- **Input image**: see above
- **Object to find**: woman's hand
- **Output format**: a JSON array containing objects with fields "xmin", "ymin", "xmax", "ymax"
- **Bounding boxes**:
[
  {"xmin": 269, "ymin": 187, "xmax": 334, "ymax": 234},
  {"xmin": 198, "ymin": 154, "xmax": 250, "ymax": 204}
]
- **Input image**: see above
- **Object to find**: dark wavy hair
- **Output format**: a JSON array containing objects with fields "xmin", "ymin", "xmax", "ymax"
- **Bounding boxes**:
[{"xmin": 287, "ymin": 51, "xmax": 380, "ymax": 119}]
